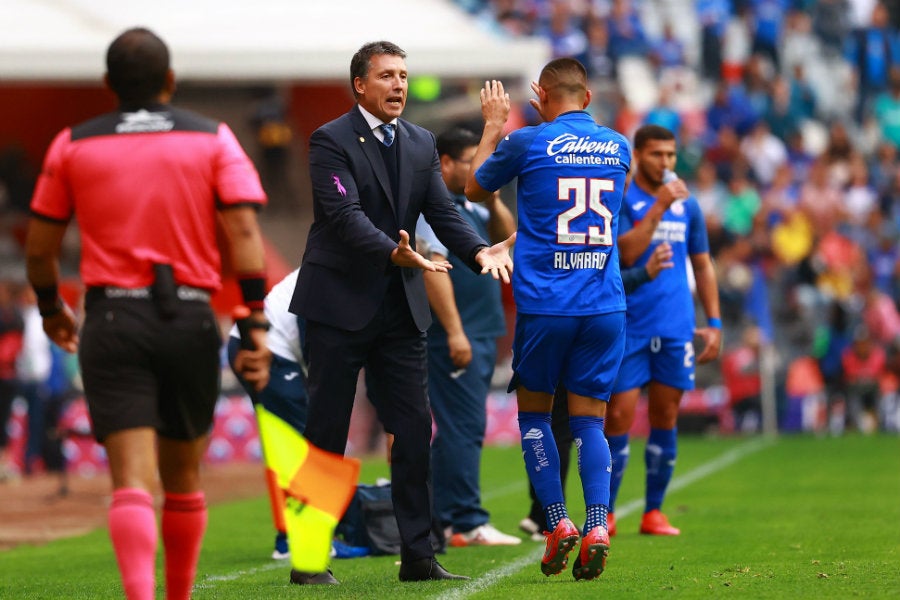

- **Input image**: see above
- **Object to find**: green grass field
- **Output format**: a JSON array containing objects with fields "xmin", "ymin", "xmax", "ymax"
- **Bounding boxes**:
[{"xmin": 2, "ymin": 434, "xmax": 898, "ymax": 599}]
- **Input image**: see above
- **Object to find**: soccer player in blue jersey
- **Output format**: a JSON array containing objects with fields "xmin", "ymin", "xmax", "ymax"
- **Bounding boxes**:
[
  {"xmin": 606, "ymin": 124, "xmax": 722, "ymax": 537},
  {"xmin": 465, "ymin": 58, "xmax": 631, "ymax": 581}
]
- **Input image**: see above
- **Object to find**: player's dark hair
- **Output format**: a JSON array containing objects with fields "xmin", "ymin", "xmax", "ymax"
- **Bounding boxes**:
[
  {"xmin": 350, "ymin": 41, "xmax": 406, "ymax": 98},
  {"xmin": 106, "ymin": 28, "xmax": 170, "ymax": 107},
  {"xmin": 436, "ymin": 127, "xmax": 480, "ymax": 160},
  {"xmin": 633, "ymin": 124, "xmax": 676, "ymax": 150},
  {"xmin": 538, "ymin": 57, "xmax": 588, "ymax": 98}
]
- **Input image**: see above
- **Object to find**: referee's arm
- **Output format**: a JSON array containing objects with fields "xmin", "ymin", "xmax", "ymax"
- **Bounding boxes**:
[
  {"xmin": 220, "ymin": 204, "xmax": 271, "ymax": 391},
  {"xmin": 25, "ymin": 216, "xmax": 79, "ymax": 353}
]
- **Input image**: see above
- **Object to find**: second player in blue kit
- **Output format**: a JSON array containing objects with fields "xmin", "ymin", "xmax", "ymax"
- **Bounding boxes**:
[{"xmin": 606, "ymin": 124, "xmax": 722, "ymax": 537}]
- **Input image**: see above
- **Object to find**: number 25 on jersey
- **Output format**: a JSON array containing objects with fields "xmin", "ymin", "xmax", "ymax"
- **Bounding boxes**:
[{"xmin": 557, "ymin": 178, "xmax": 615, "ymax": 246}]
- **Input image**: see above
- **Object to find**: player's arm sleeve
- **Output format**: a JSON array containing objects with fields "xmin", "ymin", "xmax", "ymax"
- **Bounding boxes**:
[
  {"xmin": 215, "ymin": 124, "xmax": 268, "ymax": 208},
  {"xmin": 687, "ymin": 199, "xmax": 711, "ymax": 255},
  {"xmin": 30, "ymin": 130, "xmax": 74, "ymax": 222},
  {"xmin": 621, "ymin": 265, "xmax": 651, "ymax": 295},
  {"xmin": 474, "ymin": 132, "xmax": 529, "ymax": 195}
]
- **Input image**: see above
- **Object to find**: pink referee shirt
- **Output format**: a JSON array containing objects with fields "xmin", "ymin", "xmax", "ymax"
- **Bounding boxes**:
[{"xmin": 30, "ymin": 105, "xmax": 267, "ymax": 291}]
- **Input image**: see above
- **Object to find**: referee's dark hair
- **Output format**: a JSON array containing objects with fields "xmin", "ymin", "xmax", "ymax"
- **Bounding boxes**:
[
  {"xmin": 106, "ymin": 28, "xmax": 171, "ymax": 107},
  {"xmin": 436, "ymin": 127, "xmax": 480, "ymax": 161}
]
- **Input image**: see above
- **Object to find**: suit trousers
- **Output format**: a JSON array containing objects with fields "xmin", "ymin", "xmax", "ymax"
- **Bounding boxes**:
[{"xmin": 303, "ymin": 284, "xmax": 435, "ymax": 562}]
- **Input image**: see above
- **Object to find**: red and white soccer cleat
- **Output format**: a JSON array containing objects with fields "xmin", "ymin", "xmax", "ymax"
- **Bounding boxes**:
[
  {"xmin": 639, "ymin": 509, "xmax": 681, "ymax": 536},
  {"xmin": 571, "ymin": 525, "xmax": 610, "ymax": 581},
  {"xmin": 607, "ymin": 512, "xmax": 617, "ymax": 537},
  {"xmin": 541, "ymin": 517, "xmax": 580, "ymax": 576}
]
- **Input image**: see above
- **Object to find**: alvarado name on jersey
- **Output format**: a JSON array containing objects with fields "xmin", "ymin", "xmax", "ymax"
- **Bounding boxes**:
[{"xmin": 554, "ymin": 250, "xmax": 609, "ymax": 270}]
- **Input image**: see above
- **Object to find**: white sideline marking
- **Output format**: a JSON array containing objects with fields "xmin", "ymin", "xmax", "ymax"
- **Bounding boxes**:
[
  {"xmin": 432, "ymin": 437, "xmax": 773, "ymax": 600},
  {"xmin": 194, "ymin": 561, "xmax": 284, "ymax": 587}
]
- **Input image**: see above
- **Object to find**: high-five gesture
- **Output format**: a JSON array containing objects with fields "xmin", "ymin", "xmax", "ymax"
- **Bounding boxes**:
[
  {"xmin": 480, "ymin": 79, "xmax": 511, "ymax": 129},
  {"xmin": 391, "ymin": 229, "xmax": 452, "ymax": 272}
]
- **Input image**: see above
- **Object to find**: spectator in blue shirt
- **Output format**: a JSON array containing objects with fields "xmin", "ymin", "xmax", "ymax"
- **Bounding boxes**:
[
  {"xmin": 607, "ymin": 0, "xmax": 650, "ymax": 64},
  {"xmin": 845, "ymin": 1, "xmax": 900, "ymax": 123},
  {"xmin": 651, "ymin": 22, "xmax": 686, "ymax": 73},
  {"xmin": 697, "ymin": 0, "xmax": 732, "ymax": 80}
]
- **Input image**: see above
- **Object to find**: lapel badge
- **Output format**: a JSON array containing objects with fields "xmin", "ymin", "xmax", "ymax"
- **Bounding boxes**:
[{"xmin": 359, "ymin": 136, "xmax": 366, "ymax": 143}]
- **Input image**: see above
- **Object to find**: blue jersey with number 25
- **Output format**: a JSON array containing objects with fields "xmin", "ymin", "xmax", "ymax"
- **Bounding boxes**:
[{"xmin": 475, "ymin": 111, "xmax": 632, "ymax": 316}]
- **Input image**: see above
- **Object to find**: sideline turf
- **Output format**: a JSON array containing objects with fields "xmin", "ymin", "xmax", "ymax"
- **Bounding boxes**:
[{"xmin": 1, "ymin": 435, "xmax": 898, "ymax": 599}]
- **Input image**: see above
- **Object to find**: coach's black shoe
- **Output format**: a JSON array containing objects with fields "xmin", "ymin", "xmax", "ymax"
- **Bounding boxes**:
[
  {"xmin": 399, "ymin": 557, "xmax": 470, "ymax": 581},
  {"xmin": 290, "ymin": 568, "xmax": 339, "ymax": 585}
]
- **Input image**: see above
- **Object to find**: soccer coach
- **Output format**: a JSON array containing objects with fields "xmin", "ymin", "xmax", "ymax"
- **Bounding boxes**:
[{"xmin": 25, "ymin": 27, "xmax": 272, "ymax": 600}]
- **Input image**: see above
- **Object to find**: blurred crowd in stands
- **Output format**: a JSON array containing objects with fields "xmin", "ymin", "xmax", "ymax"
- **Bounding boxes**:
[
  {"xmin": 2, "ymin": 0, "xmax": 900, "ymax": 483},
  {"xmin": 456, "ymin": 0, "xmax": 900, "ymax": 434},
  {"xmin": 0, "ymin": 280, "xmax": 80, "ymax": 481}
]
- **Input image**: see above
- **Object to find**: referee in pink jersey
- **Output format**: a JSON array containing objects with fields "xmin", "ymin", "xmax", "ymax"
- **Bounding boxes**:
[{"xmin": 24, "ymin": 28, "xmax": 272, "ymax": 600}]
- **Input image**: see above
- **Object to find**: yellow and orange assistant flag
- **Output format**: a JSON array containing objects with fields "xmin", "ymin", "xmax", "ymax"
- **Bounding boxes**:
[{"xmin": 255, "ymin": 405, "xmax": 360, "ymax": 573}]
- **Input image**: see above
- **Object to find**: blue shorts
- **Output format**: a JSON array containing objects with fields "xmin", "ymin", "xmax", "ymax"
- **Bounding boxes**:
[
  {"xmin": 510, "ymin": 312, "xmax": 625, "ymax": 401},
  {"xmin": 612, "ymin": 335, "xmax": 696, "ymax": 393}
]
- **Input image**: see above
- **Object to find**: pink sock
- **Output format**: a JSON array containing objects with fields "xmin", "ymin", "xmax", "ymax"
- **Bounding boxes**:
[
  {"xmin": 162, "ymin": 492, "xmax": 207, "ymax": 600},
  {"xmin": 108, "ymin": 488, "xmax": 158, "ymax": 600}
]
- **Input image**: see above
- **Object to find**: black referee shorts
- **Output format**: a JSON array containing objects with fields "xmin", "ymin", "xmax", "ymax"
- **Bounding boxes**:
[{"xmin": 79, "ymin": 295, "xmax": 222, "ymax": 443}]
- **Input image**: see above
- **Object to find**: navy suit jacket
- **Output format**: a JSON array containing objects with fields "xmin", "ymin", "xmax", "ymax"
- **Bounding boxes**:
[{"xmin": 290, "ymin": 107, "xmax": 488, "ymax": 332}]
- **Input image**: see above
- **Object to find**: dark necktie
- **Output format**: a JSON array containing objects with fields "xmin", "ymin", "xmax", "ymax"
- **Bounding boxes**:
[{"xmin": 378, "ymin": 123, "xmax": 395, "ymax": 147}]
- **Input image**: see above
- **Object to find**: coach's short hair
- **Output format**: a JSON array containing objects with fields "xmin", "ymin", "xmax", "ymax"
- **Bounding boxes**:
[
  {"xmin": 106, "ymin": 28, "xmax": 170, "ymax": 107},
  {"xmin": 633, "ymin": 124, "xmax": 676, "ymax": 150},
  {"xmin": 350, "ymin": 41, "xmax": 406, "ymax": 98}
]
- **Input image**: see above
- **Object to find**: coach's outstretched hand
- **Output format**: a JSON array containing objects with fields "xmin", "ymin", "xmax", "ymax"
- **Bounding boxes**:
[
  {"xmin": 475, "ymin": 232, "xmax": 515, "ymax": 283},
  {"xmin": 391, "ymin": 229, "xmax": 452, "ymax": 272}
]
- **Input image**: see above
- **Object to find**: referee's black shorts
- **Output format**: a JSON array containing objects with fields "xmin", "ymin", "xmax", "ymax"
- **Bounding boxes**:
[{"xmin": 79, "ymin": 293, "xmax": 221, "ymax": 443}]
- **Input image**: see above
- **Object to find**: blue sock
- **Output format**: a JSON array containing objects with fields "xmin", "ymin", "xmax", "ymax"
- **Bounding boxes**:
[
  {"xmin": 645, "ymin": 427, "xmax": 677, "ymax": 512},
  {"xmin": 606, "ymin": 433, "xmax": 630, "ymax": 512},
  {"xmin": 518, "ymin": 411, "xmax": 565, "ymax": 528},
  {"xmin": 570, "ymin": 415, "xmax": 611, "ymax": 535}
]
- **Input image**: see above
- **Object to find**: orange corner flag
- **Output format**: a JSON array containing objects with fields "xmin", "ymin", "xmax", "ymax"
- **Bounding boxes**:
[{"xmin": 255, "ymin": 405, "xmax": 360, "ymax": 572}]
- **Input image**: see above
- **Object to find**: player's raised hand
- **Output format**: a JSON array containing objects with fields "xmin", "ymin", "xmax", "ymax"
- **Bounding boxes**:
[
  {"xmin": 476, "ymin": 231, "xmax": 515, "ymax": 283},
  {"xmin": 391, "ymin": 229, "xmax": 452, "ymax": 272},
  {"xmin": 528, "ymin": 81, "xmax": 550, "ymax": 123},
  {"xmin": 646, "ymin": 242, "xmax": 674, "ymax": 280},
  {"xmin": 656, "ymin": 177, "xmax": 690, "ymax": 210},
  {"xmin": 480, "ymin": 80, "xmax": 510, "ymax": 129}
]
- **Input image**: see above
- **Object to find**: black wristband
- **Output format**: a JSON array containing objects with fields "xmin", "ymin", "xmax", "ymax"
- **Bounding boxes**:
[
  {"xmin": 237, "ymin": 274, "xmax": 266, "ymax": 310},
  {"xmin": 39, "ymin": 298, "xmax": 64, "ymax": 318},
  {"xmin": 33, "ymin": 284, "xmax": 59, "ymax": 304}
]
